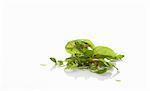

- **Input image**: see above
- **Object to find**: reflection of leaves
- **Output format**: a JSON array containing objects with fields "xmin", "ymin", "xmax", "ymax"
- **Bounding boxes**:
[
  {"xmin": 50, "ymin": 39, "xmax": 124, "ymax": 74},
  {"xmin": 95, "ymin": 68, "xmax": 108, "ymax": 74}
]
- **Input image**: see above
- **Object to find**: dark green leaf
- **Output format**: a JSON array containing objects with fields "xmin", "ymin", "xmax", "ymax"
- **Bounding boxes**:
[{"xmin": 50, "ymin": 57, "xmax": 57, "ymax": 64}]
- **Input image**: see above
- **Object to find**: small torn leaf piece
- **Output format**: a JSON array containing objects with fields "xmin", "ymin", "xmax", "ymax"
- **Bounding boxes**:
[
  {"xmin": 50, "ymin": 39, "xmax": 124, "ymax": 75},
  {"xmin": 50, "ymin": 57, "xmax": 57, "ymax": 65},
  {"xmin": 57, "ymin": 60, "xmax": 64, "ymax": 66}
]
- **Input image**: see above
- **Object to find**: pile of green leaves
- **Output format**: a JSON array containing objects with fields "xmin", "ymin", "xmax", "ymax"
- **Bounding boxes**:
[{"xmin": 50, "ymin": 39, "xmax": 124, "ymax": 74}]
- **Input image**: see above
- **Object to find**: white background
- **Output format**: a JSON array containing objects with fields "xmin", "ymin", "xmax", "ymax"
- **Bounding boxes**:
[{"xmin": 0, "ymin": 0, "xmax": 149, "ymax": 91}]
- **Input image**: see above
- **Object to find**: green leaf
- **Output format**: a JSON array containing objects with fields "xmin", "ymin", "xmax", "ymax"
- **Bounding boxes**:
[
  {"xmin": 50, "ymin": 57, "xmax": 57, "ymax": 64},
  {"xmin": 65, "ymin": 39, "xmax": 95, "ymax": 55},
  {"xmin": 84, "ymin": 50, "xmax": 93, "ymax": 57},
  {"xmin": 81, "ymin": 39, "xmax": 95, "ymax": 49},
  {"xmin": 57, "ymin": 60, "xmax": 64, "ymax": 66},
  {"xmin": 93, "ymin": 46, "xmax": 117, "ymax": 58},
  {"xmin": 93, "ymin": 46, "xmax": 124, "ymax": 60},
  {"xmin": 116, "ymin": 54, "xmax": 124, "ymax": 60}
]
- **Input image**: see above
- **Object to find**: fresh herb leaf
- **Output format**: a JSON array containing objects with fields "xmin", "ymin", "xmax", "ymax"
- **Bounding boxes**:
[
  {"xmin": 50, "ymin": 57, "xmax": 57, "ymax": 65},
  {"xmin": 65, "ymin": 39, "xmax": 95, "ymax": 55},
  {"xmin": 57, "ymin": 60, "xmax": 64, "ymax": 66},
  {"xmin": 93, "ymin": 46, "xmax": 124, "ymax": 61}
]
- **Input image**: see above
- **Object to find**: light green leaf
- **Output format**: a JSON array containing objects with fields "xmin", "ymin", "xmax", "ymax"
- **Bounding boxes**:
[
  {"xmin": 93, "ymin": 46, "xmax": 117, "ymax": 58},
  {"xmin": 65, "ymin": 39, "xmax": 95, "ymax": 54}
]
